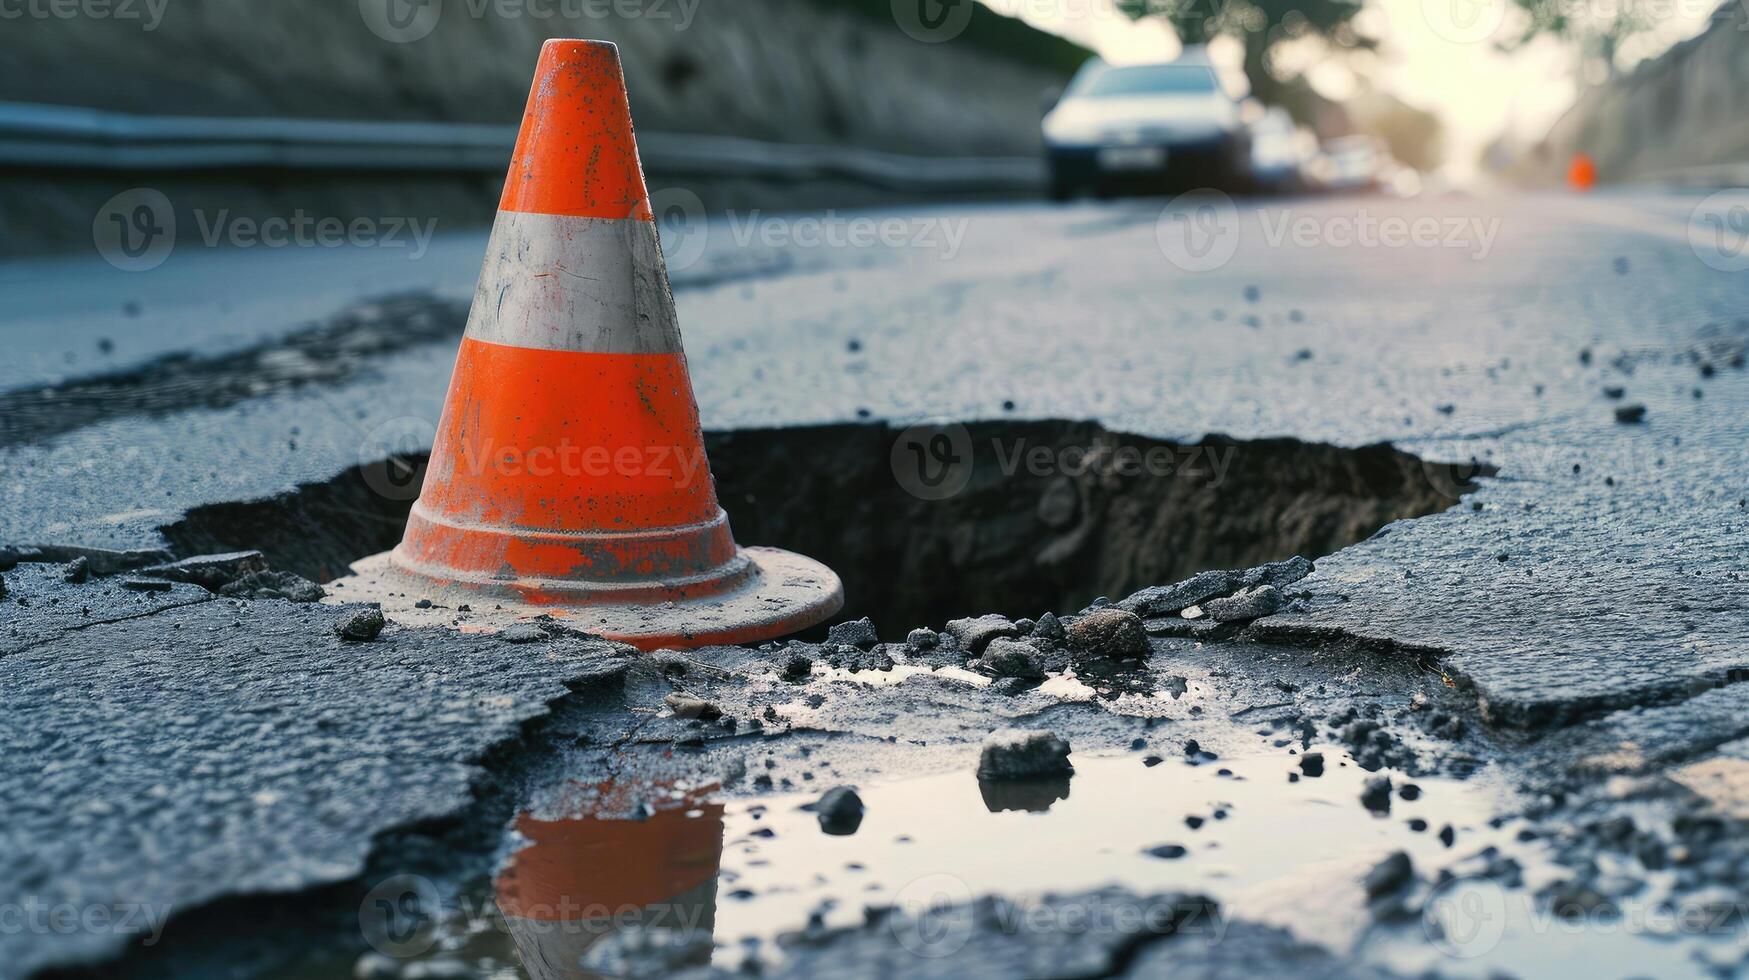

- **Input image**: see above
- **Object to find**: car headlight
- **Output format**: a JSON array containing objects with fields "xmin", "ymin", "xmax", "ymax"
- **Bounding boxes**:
[{"xmin": 1042, "ymin": 112, "xmax": 1102, "ymax": 146}]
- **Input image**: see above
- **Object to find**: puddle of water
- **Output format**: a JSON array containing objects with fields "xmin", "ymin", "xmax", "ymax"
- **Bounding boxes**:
[
  {"xmin": 809, "ymin": 663, "xmax": 989, "ymax": 689},
  {"xmin": 1368, "ymin": 872, "xmax": 1744, "ymax": 980},
  {"xmin": 693, "ymin": 750, "xmax": 1502, "ymax": 963},
  {"xmin": 367, "ymin": 750, "xmax": 1746, "ymax": 979}
]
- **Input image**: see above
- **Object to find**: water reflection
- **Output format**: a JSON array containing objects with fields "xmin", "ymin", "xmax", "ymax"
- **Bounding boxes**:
[
  {"xmin": 978, "ymin": 775, "xmax": 1072, "ymax": 813},
  {"xmin": 496, "ymin": 783, "xmax": 724, "ymax": 980},
  {"xmin": 408, "ymin": 750, "xmax": 1723, "ymax": 979}
]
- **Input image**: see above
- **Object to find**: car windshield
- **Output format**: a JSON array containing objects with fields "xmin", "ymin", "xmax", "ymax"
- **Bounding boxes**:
[{"xmin": 1077, "ymin": 65, "xmax": 1217, "ymax": 98}]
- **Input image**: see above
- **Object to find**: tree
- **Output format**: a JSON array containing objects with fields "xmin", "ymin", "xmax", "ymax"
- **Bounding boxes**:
[
  {"xmin": 1114, "ymin": 0, "xmax": 1373, "ymax": 107},
  {"xmin": 1498, "ymin": 0, "xmax": 1654, "ymax": 78}
]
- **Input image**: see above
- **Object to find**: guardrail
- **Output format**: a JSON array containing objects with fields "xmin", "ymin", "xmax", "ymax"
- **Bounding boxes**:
[
  {"xmin": 1632, "ymin": 162, "xmax": 1749, "ymax": 190},
  {"xmin": 0, "ymin": 101, "xmax": 1044, "ymax": 192}
]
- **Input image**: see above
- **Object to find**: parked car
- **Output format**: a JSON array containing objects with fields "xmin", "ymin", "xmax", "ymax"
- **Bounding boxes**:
[
  {"xmin": 1248, "ymin": 106, "xmax": 1318, "ymax": 194},
  {"xmin": 1042, "ymin": 55, "xmax": 1251, "ymax": 199}
]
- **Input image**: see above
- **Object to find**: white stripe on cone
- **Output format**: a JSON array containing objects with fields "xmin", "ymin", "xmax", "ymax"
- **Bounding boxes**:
[{"xmin": 465, "ymin": 211, "xmax": 682, "ymax": 355}]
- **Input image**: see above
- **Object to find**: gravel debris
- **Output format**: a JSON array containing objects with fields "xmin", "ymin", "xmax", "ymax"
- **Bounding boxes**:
[
  {"xmin": 1117, "ymin": 558, "xmax": 1311, "ymax": 618},
  {"xmin": 219, "ymin": 570, "xmax": 325, "ymax": 602},
  {"xmin": 61, "ymin": 557, "xmax": 89, "ymax": 584},
  {"xmin": 1065, "ymin": 608, "xmax": 1150, "ymax": 661},
  {"xmin": 1299, "ymin": 752, "xmax": 1325, "ymax": 777},
  {"xmin": 1143, "ymin": 618, "xmax": 1232, "ymax": 640},
  {"xmin": 944, "ymin": 614, "xmax": 1020, "ymax": 655},
  {"xmin": 976, "ymin": 638, "xmax": 1045, "ymax": 679},
  {"xmin": 812, "ymin": 786, "xmax": 865, "ymax": 836},
  {"xmin": 1243, "ymin": 556, "xmax": 1314, "ymax": 590},
  {"xmin": 978, "ymin": 728, "xmax": 1074, "ymax": 780},
  {"xmin": 826, "ymin": 617, "xmax": 879, "ymax": 649},
  {"xmin": 822, "ymin": 643, "xmax": 895, "ymax": 672},
  {"xmin": 1614, "ymin": 403, "xmax": 1647, "ymax": 424},
  {"xmin": 334, "ymin": 607, "xmax": 385, "ymax": 642},
  {"xmin": 139, "ymin": 551, "xmax": 268, "ymax": 591},
  {"xmin": 1203, "ymin": 585, "xmax": 1284, "ymax": 622},
  {"xmin": 1361, "ymin": 776, "xmax": 1394, "ymax": 814},
  {"xmin": 1117, "ymin": 569, "xmax": 1238, "ymax": 617},
  {"xmin": 664, "ymin": 694, "xmax": 722, "ymax": 721},
  {"xmin": 1031, "ymin": 611, "xmax": 1067, "ymax": 641},
  {"xmin": 1364, "ymin": 851, "xmax": 1413, "ymax": 899},
  {"xmin": 904, "ymin": 628, "xmax": 939, "ymax": 650}
]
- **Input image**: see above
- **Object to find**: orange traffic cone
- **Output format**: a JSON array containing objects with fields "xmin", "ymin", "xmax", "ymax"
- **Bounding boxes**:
[
  {"xmin": 337, "ymin": 39, "xmax": 842, "ymax": 649},
  {"xmin": 1567, "ymin": 153, "xmax": 1597, "ymax": 191}
]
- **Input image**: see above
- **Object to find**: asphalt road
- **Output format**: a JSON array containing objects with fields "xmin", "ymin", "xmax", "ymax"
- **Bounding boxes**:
[
  {"xmin": 5, "ymin": 188, "xmax": 1744, "ymax": 725},
  {"xmin": 3, "ymin": 187, "xmax": 1747, "ymax": 978}
]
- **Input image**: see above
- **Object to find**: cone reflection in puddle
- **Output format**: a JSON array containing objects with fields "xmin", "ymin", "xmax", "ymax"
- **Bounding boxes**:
[{"xmin": 496, "ymin": 782, "xmax": 724, "ymax": 980}]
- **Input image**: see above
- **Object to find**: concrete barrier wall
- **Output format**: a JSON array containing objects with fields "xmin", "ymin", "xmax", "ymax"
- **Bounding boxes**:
[
  {"xmin": 0, "ymin": 0, "xmax": 1086, "ymax": 157},
  {"xmin": 1510, "ymin": 4, "xmax": 1749, "ymax": 185}
]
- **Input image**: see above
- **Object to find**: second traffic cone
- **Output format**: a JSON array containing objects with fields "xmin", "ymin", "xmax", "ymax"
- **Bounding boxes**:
[
  {"xmin": 1567, "ymin": 153, "xmax": 1597, "ymax": 191},
  {"xmin": 337, "ymin": 39, "xmax": 842, "ymax": 649}
]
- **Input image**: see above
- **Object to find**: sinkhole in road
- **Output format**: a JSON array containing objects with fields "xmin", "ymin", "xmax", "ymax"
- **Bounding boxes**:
[{"xmin": 161, "ymin": 419, "xmax": 1485, "ymax": 636}]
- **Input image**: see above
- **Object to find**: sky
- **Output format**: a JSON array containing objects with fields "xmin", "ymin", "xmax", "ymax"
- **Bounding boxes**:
[{"xmin": 983, "ymin": 0, "xmax": 1725, "ymax": 178}]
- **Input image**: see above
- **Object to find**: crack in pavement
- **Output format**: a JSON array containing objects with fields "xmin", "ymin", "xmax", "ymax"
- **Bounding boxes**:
[
  {"xmin": 3, "ymin": 593, "xmax": 217, "ymax": 659},
  {"xmin": 0, "ymin": 293, "xmax": 467, "ymax": 449}
]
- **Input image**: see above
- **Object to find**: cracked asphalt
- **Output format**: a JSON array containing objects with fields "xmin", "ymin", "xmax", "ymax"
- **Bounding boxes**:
[{"xmin": 3, "ymin": 188, "xmax": 1747, "ymax": 978}]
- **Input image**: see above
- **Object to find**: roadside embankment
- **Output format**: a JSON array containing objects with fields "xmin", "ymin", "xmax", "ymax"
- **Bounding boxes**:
[
  {"xmin": 0, "ymin": 0, "xmax": 1088, "ymax": 256},
  {"xmin": 1509, "ymin": 4, "xmax": 1749, "ymax": 186}
]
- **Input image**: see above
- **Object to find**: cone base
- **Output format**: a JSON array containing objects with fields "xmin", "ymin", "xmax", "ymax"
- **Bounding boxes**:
[{"xmin": 327, "ymin": 547, "xmax": 843, "ymax": 651}]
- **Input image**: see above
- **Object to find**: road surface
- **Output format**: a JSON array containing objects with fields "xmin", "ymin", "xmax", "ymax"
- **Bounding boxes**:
[{"xmin": 3, "ymin": 187, "xmax": 1747, "ymax": 978}]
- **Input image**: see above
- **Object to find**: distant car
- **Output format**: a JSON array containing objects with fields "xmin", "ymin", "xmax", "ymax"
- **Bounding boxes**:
[
  {"xmin": 1248, "ymin": 107, "xmax": 1317, "ymax": 195},
  {"xmin": 1042, "ymin": 57, "xmax": 1250, "ymax": 200},
  {"xmin": 1311, "ymin": 135, "xmax": 1387, "ymax": 193}
]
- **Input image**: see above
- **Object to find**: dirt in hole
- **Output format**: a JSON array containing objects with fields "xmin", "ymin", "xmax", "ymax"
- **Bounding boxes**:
[{"xmin": 160, "ymin": 419, "xmax": 1483, "ymax": 635}]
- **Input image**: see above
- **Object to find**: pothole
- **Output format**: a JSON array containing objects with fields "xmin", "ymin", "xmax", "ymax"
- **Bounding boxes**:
[{"xmin": 160, "ymin": 419, "xmax": 1483, "ymax": 633}]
